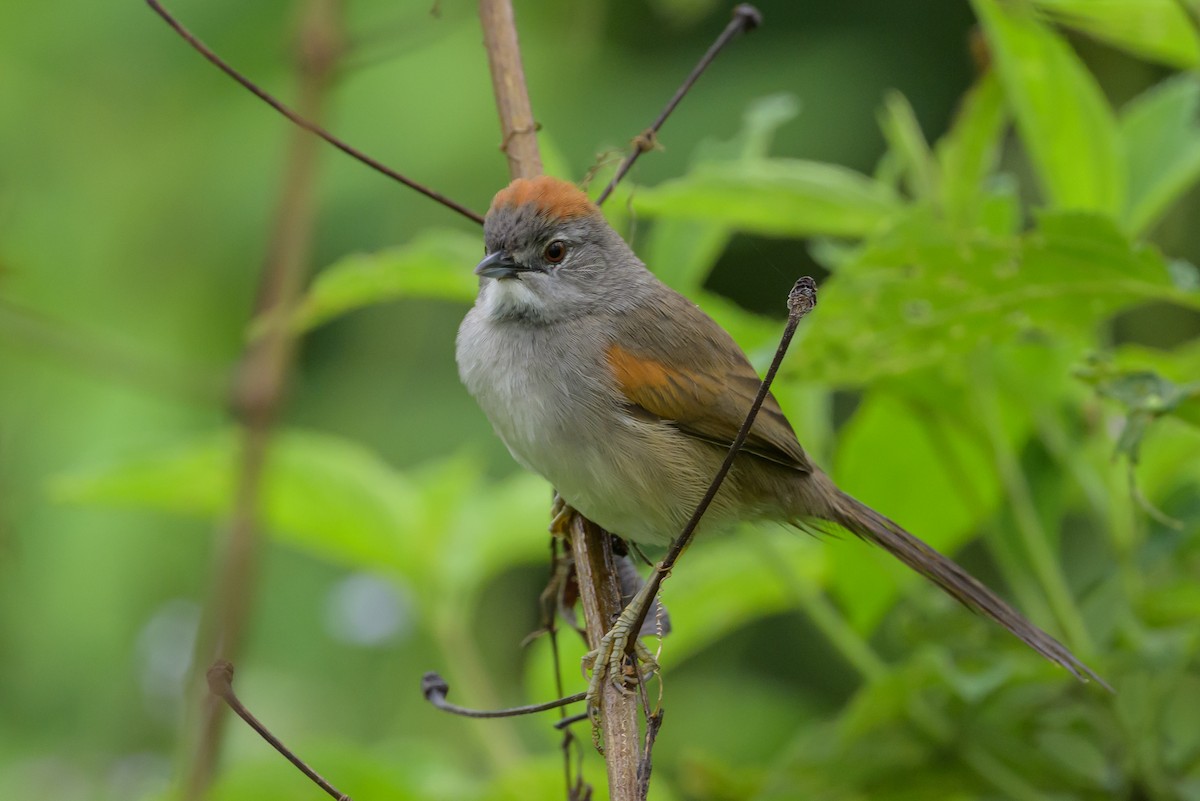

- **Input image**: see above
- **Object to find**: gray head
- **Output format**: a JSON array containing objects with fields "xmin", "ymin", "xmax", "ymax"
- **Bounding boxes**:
[{"xmin": 474, "ymin": 176, "xmax": 649, "ymax": 324}]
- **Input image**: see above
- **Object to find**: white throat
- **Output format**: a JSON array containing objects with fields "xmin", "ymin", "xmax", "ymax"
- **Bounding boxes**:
[{"xmin": 479, "ymin": 277, "xmax": 549, "ymax": 321}]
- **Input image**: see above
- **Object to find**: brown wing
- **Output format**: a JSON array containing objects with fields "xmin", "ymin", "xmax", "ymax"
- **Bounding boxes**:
[{"xmin": 605, "ymin": 291, "xmax": 811, "ymax": 473}]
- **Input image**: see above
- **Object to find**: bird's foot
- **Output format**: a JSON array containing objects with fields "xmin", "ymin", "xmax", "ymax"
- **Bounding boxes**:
[
  {"xmin": 549, "ymin": 494, "xmax": 572, "ymax": 536},
  {"xmin": 582, "ymin": 608, "xmax": 660, "ymax": 712}
]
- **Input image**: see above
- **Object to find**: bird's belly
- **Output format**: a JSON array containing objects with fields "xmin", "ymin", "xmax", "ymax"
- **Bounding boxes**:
[
  {"xmin": 508, "ymin": 410, "xmax": 724, "ymax": 546},
  {"xmin": 457, "ymin": 313, "xmax": 734, "ymax": 545}
]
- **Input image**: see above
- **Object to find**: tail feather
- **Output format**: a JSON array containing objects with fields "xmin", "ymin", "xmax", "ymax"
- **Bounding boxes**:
[{"xmin": 826, "ymin": 490, "xmax": 1111, "ymax": 691}]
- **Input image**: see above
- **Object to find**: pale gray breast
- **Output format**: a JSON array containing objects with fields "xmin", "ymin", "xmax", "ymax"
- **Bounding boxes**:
[
  {"xmin": 456, "ymin": 308, "xmax": 611, "ymax": 472},
  {"xmin": 457, "ymin": 305, "xmax": 738, "ymax": 545}
]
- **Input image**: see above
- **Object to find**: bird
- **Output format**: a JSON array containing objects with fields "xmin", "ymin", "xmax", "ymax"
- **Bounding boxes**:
[{"xmin": 455, "ymin": 174, "xmax": 1107, "ymax": 697}]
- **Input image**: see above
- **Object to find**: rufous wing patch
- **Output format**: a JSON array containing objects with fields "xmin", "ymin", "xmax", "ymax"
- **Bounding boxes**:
[
  {"xmin": 606, "ymin": 344, "xmax": 696, "ymax": 421},
  {"xmin": 489, "ymin": 176, "xmax": 598, "ymax": 221},
  {"xmin": 605, "ymin": 343, "xmax": 811, "ymax": 471}
]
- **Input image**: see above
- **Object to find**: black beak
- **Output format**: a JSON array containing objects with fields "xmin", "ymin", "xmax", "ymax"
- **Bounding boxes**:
[{"xmin": 475, "ymin": 250, "xmax": 529, "ymax": 279}]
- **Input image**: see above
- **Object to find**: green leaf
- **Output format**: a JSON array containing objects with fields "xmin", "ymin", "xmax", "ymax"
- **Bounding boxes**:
[
  {"xmin": 973, "ymin": 0, "xmax": 1124, "ymax": 215},
  {"xmin": 633, "ymin": 158, "xmax": 902, "ymax": 238},
  {"xmin": 1120, "ymin": 74, "xmax": 1200, "ymax": 235},
  {"xmin": 830, "ymin": 387, "xmax": 1004, "ymax": 632},
  {"xmin": 1076, "ymin": 357, "xmax": 1200, "ymax": 468},
  {"xmin": 291, "ymin": 228, "xmax": 481, "ymax": 331},
  {"xmin": 415, "ymin": 460, "xmax": 551, "ymax": 599},
  {"xmin": 644, "ymin": 94, "xmax": 800, "ymax": 292},
  {"xmin": 52, "ymin": 430, "xmax": 554, "ymax": 600},
  {"xmin": 645, "ymin": 219, "xmax": 731, "ymax": 293},
  {"xmin": 1162, "ymin": 674, "xmax": 1200, "ymax": 770},
  {"xmin": 1093, "ymin": 340, "xmax": 1200, "ymax": 427},
  {"xmin": 662, "ymin": 529, "xmax": 827, "ymax": 661},
  {"xmin": 1035, "ymin": 729, "xmax": 1112, "ymax": 786},
  {"xmin": 52, "ymin": 429, "xmax": 421, "ymax": 572},
  {"xmin": 796, "ymin": 209, "xmax": 1195, "ymax": 386},
  {"xmin": 878, "ymin": 91, "xmax": 936, "ymax": 202},
  {"xmin": 936, "ymin": 71, "xmax": 1009, "ymax": 228},
  {"xmin": 1031, "ymin": 0, "xmax": 1200, "ymax": 68}
]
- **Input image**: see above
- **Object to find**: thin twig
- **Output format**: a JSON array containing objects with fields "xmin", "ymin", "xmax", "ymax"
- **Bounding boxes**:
[
  {"xmin": 636, "ymin": 709, "xmax": 664, "ymax": 797},
  {"xmin": 422, "ymin": 672, "xmax": 586, "ymax": 718},
  {"xmin": 207, "ymin": 661, "xmax": 351, "ymax": 801},
  {"xmin": 144, "ymin": 0, "xmax": 484, "ymax": 224},
  {"xmin": 543, "ymin": 537, "xmax": 587, "ymax": 796},
  {"xmin": 595, "ymin": 4, "xmax": 761, "ymax": 205},
  {"xmin": 183, "ymin": 2, "xmax": 341, "ymax": 797},
  {"xmin": 554, "ymin": 711, "xmax": 592, "ymax": 730},
  {"xmin": 625, "ymin": 277, "xmax": 817, "ymax": 642}
]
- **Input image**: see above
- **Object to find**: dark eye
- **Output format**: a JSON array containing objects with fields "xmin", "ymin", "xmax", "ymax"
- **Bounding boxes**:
[{"xmin": 543, "ymin": 240, "xmax": 568, "ymax": 264}]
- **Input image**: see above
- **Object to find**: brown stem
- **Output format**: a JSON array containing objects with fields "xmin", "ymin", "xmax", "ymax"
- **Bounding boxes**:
[
  {"xmin": 625, "ymin": 277, "xmax": 817, "ymax": 642},
  {"xmin": 181, "ymin": 2, "xmax": 342, "ymax": 798},
  {"xmin": 207, "ymin": 662, "xmax": 351, "ymax": 801},
  {"xmin": 479, "ymin": 0, "xmax": 543, "ymax": 179},
  {"xmin": 568, "ymin": 515, "xmax": 643, "ymax": 800},
  {"xmin": 595, "ymin": 4, "xmax": 762, "ymax": 205},
  {"xmin": 477, "ymin": 3, "xmax": 640, "ymax": 797}
]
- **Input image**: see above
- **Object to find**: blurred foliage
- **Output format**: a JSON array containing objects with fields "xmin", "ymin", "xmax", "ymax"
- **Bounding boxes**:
[{"xmin": 3, "ymin": 1, "xmax": 1200, "ymax": 800}]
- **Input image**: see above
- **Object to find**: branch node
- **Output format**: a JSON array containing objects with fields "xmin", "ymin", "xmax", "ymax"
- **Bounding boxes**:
[
  {"xmin": 206, "ymin": 659, "xmax": 235, "ymax": 699},
  {"xmin": 623, "ymin": 275, "xmax": 818, "ymax": 644},
  {"xmin": 632, "ymin": 130, "xmax": 659, "ymax": 154},
  {"xmin": 596, "ymin": 3, "xmax": 762, "ymax": 204}
]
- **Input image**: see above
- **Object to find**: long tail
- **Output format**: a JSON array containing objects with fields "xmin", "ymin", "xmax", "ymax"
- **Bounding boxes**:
[{"xmin": 824, "ymin": 489, "xmax": 1111, "ymax": 691}]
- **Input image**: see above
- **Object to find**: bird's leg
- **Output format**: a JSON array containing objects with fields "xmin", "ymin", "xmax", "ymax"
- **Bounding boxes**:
[
  {"xmin": 582, "ymin": 575, "xmax": 661, "ymax": 709},
  {"xmin": 549, "ymin": 492, "xmax": 572, "ymax": 537}
]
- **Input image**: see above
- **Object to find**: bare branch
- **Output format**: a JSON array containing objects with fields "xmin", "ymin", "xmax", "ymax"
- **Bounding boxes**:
[
  {"xmin": 207, "ymin": 662, "xmax": 351, "ymax": 801},
  {"xmin": 567, "ymin": 515, "xmax": 643, "ymax": 799},
  {"xmin": 182, "ymin": 2, "xmax": 342, "ymax": 797},
  {"xmin": 595, "ymin": 4, "xmax": 761, "ymax": 204},
  {"xmin": 477, "ymin": 3, "xmax": 640, "ymax": 797},
  {"xmin": 625, "ymin": 277, "xmax": 817, "ymax": 643},
  {"xmin": 145, "ymin": 0, "xmax": 484, "ymax": 224},
  {"xmin": 422, "ymin": 672, "xmax": 587, "ymax": 717},
  {"xmin": 479, "ymin": 0, "xmax": 543, "ymax": 179}
]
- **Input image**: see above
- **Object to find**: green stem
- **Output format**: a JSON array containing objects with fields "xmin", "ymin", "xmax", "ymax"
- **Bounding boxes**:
[
  {"xmin": 1032, "ymin": 408, "xmax": 1109, "ymax": 524},
  {"xmin": 753, "ymin": 534, "xmax": 1049, "ymax": 801},
  {"xmin": 972, "ymin": 382, "xmax": 1095, "ymax": 656},
  {"xmin": 1035, "ymin": 407, "xmax": 1145, "ymax": 607},
  {"xmin": 906, "ymin": 396, "xmax": 1054, "ymax": 623},
  {"xmin": 432, "ymin": 601, "xmax": 527, "ymax": 771},
  {"xmin": 960, "ymin": 746, "xmax": 1048, "ymax": 801}
]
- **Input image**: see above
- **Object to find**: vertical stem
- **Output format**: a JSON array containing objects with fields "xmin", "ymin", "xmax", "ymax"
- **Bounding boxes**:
[
  {"xmin": 479, "ymin": 0, "xmax": 542, "ymax": 179},
  {"xmin": 477, "ymin": 3, "xmax": 640, "ymax": 796},
  {"xmin": 432, "ymin": 605, "xmax": 528, "ymax": 770},
  {"xmin": 755, "ymin": 535, "xmax": 1049, "ymax": 801},
  {"xmin": 182, "ymin": 2, "xmax": 342, "ymax": 797},
  {"xmin": 971, "ymin": 375, "xmax": 1095, "ymax": 657},
  {"xmin": 568, "ymin": 515, "xmax": 642, "ymax": 800}
]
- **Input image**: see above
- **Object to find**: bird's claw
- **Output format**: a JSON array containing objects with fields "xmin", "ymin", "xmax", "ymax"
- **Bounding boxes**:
[
  {"xmin": 549, "ymin": 494, "xmax": 572, "ymax": 536},
  {"xmin": 582, "ymin": 619, "xmax": 660, "ymax": 711}
]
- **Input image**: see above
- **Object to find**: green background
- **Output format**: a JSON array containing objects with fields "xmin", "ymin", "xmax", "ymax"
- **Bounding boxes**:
[{"xmin": 2, "ymin": 1, "xmax": 1200, "ymax": 799}]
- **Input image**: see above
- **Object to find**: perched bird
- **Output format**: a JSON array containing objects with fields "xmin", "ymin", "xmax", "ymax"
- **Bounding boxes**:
[{"xmin": 456, "ymin": 175, "xmax": 1106, "ymax": 692}]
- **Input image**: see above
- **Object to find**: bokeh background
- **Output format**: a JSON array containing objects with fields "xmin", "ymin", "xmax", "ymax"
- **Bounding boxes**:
[{"xmin": 2, "ymin": 1, "xmax": 1199, "ymax": 799}]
